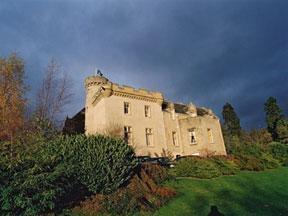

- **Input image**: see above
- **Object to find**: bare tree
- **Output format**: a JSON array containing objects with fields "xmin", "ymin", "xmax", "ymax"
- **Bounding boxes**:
[{"xmin": 36, "ymin": 59, "xmax": 73, "ymax": 127}]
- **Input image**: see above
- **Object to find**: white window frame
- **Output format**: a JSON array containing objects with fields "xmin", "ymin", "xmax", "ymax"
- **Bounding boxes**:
[
  {"xmin": 124, "ymin": 102, "xmax": 130, "ymax": 115},
  {"xmin": 188, "ymin": 128, "xmax": 197, "ymax": 145},
  {"xmin": 172, "ymin": 131, "xmax": 179, "ymax": 147},
  {"xmin": 144, "ymin": 105, "xmax": 151, "ymax": 117},
  {"xmin": 124, "ymin": 126, "xmax": 132, "ymax": 145},
  {"xmin": 145, "ymin": 128, "xmax": 153, "ymax": 147}
]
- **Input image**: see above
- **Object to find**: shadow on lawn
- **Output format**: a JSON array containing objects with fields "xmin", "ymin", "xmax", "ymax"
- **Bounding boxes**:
[
  {"xmin": 178, "ymin": 174, "xmax": 288, "ymax": 216},
  {"xmin": 211, "ymin": 177, "xmax": 288, "ymax": 216},
  {"xmin": 233, "ymin": 182, "xmax": 288, "ymax": 215},
  {"xmin": 208, "ymin": 206, "xmax": 225, "ymax": 216}
]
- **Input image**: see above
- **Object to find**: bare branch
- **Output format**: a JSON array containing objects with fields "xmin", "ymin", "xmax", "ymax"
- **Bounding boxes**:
[{"xmin": 36, "ymin": 59, "xmax": 73, "ymax": 127}]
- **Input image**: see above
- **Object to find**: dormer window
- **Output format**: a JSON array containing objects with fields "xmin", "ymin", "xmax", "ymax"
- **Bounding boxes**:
[
  {"xmin": 144, "ymin": 105, "xmax": 151, "ymax": 117},
  {"xmin": 124, "ymin": 102, "xmax": 130, "ymax": 114}
]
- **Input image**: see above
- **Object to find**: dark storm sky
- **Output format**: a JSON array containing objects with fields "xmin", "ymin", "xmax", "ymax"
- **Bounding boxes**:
[{"xmin": 0, "ymin": 0, "xmax": 287, "ymax": 128}]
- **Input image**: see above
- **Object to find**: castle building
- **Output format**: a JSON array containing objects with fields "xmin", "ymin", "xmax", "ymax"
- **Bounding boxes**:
[{"xmin": 65, "ymin": 75, "xmax": 226, "ymax": 157}]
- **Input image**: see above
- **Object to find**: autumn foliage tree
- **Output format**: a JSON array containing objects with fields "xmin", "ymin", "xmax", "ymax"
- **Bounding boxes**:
[{"xmin": 0, "ymin": 54, "xmax": 27, "ymax": 142}]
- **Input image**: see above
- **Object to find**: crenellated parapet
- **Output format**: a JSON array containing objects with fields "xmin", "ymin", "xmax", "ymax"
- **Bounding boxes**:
[
  {"xmin": 85, "ymin": 75, "xmax": 164, "ymax": 105},
  {"xmin": 85, "ymin": 75, "xmax": 109, "ymax": 88},
  {"xmin": 111, "ymin": 83, "xmax": 163, "ymax": 104}
]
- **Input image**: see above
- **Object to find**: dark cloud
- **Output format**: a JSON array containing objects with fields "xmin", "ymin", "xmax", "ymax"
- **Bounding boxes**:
[{"xmin": 0, "ymin": 0, "xmax": 287, "ymax": 128}]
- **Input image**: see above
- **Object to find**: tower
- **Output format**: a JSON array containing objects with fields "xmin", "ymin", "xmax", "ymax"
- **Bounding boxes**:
[
  {"xmin": 85, "ymin": 75, "xmax": 109, "ymax": 106},
  {"xmin": 84, "ymin": 75, "xmax": 112, "ymax": 134}
]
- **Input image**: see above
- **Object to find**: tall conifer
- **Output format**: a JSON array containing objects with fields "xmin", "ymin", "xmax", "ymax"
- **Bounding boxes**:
[
  {"xmin": 264, "ymin": 97, "xmax": 283, "ymax": 140},
  {"xmin": 222, "ymin": 103, "xmax": 241, "ymax": 137}
]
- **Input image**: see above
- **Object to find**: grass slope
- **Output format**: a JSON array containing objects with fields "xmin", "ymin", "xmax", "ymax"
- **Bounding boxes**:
[{"xmin": 154, "ymin": 167, "xmax": 288, "ymax": 216}]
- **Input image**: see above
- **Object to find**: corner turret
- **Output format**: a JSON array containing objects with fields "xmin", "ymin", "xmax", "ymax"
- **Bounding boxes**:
[{"xmin": 85, "ymin": 75, "xmax": 109, "ymax": 89}]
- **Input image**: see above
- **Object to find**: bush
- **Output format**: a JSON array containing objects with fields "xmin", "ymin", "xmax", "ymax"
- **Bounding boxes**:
[
  {"xmin": 209, "ymin": 156, "xmax": 239, "ymax": 175},
  {"xmin": 233, "ymin": 155, "xmax": 265, "ymax": 171},
  {"xmin": 175, "ymin": 157, "xmax": 221, "ymax": 179},
  {"xmin": 174, "ymin": 156, "xmax": 239, "ymax": 179},
  {"xmin": 240, "ymin": 129, "xmax": 273, "ymax": 146},
  {"xmin": 48, "ymin": 135, "xmax": 137, "ymax": 194},
  {"xmin": 269, "ymin": 142, "xmax": 288, "ymax": 159},
  {"xmin": 269, "ymin": 142, "xmax": 288, "ymax": 165},
  {"xmin": 72, "ymin": 163, "xmax": 176, "ymax": 216},
  {"xmin": 141, "ymin": 163, "xmax": 169, "ymax": 184},
  {"xmin": 260, "ymin": 154, "xmax": 280, "ymax": 169},
  {"xmin": 227, "ymin": 140, "xmax": 282, "ymax": 171},
  {"xmin": 0, "ymin": 134, "xmax": 137, "ymax": 215},
  {"xmin": 232, "ymin": 153, "xmax": 280, "ymax": 171},
  {"xmin": 102, "ymin": 189, "xmax": 139, "ymax": 216},
  {"xmin": 1, "ymin": 161, "xmax": 76, "ymax": 215}
]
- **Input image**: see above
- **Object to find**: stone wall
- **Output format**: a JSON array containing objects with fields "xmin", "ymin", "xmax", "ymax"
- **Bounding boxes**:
[{"xmin": 84, "ymin": 75, "xmax": 226, "ymax": 157}]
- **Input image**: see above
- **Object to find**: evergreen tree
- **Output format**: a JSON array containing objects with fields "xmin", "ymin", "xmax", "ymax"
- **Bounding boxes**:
[
  {"xmin": 275, "ymin": 119, "xmax": 288, "ymax": 144},
  {"xmin": 222, "ymin": 103, "xmax": 241, "ymax": 137},
  {"xmin": 264, "ymin": 97, "xmax": 283, "ymax": 140}
]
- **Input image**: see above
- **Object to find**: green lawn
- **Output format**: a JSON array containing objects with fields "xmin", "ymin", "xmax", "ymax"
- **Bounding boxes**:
[{"xmin": 154, "ymin": 167, "xmax": 288, "ymax": 216}]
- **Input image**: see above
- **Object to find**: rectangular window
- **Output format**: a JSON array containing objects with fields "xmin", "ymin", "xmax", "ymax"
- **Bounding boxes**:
[
  {"xmin": 124, "ymin": 126, "xmax": 132, "ymax": 145},
  {"xmin": 124, "ymin": 102, "xmax": 130, "ymax": 114},
  {"xmin": 172, "ymin": 131, "xmax": 179, "ymax": 147},
  {"xmin": 188, "ymin": 128, "xmax": 197, "ymax": 144},
  {"xmin": 207, "ymin": 128, "xmax": 214, "ymax": 143},
  {"xmin": 146, "ymin": 128, "xmax": 153, "ymax": 147},
  {"xmin": 171, "ymin": 110, "xmax": 175, "ymax": 120},
  {"xmin": 144, "ymin": 105, "xmax": 151, "ymax": 117}
]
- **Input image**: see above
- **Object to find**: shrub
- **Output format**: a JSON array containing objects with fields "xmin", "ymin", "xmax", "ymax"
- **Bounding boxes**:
[
  {"xmin": 228, "ymin": 141, "xmax": 282, "ymax": 171},
  {"xmin": 276, "ymin": 119, "xmax": 288, "ymax": 144},
  {"xmin": 72, "ymin": 163, "xmax": 176, "ymax": 216},
  {"xmin": 175, "ymin": 157, "xmax": 221, "ymax": 179},
  {"xmin": 141, "ymin": 163, "xmax": 169, "ymax": 184},
  {"xmin": 209, "ymin": 156, "xmax": 239, "ymax": 175},
  {"xmin": 102, "ymin": 189, "xmax": 139, "ymax": 216},
  {"xmin": 48, "ymin": 135, "xmax": 137, "ymax": 194},
  {"xmin": 174, "ymin": 156, "xmax": 239, "ymax": 179},
  {"xmin": 1, "ymin": 162, "xmax": 76, "ymax": 215},
  {"xmin": 232, "ymin": 153, "xmax": 280, "ymax": 171},
  {"xmin": 223, "ymin": 134, "xmax": 241, "ymax": 154},
  {"xmin": 0, "ymin": 134, "xmax": 137, "ymax": 215},
  {"xmin": 260, "ymin": 154, "xmax": 280, "ymax": 169},
  {"xmin": 269, "ymin": 142, "xmax": 288, "ymax": 165},
  {"xmin": 233, "ymin": 155, "xmax": 265, "ymax": 171},
  {"xmin": 240, "ymin": 129, "xmax": 273, "ymax": 146}
]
